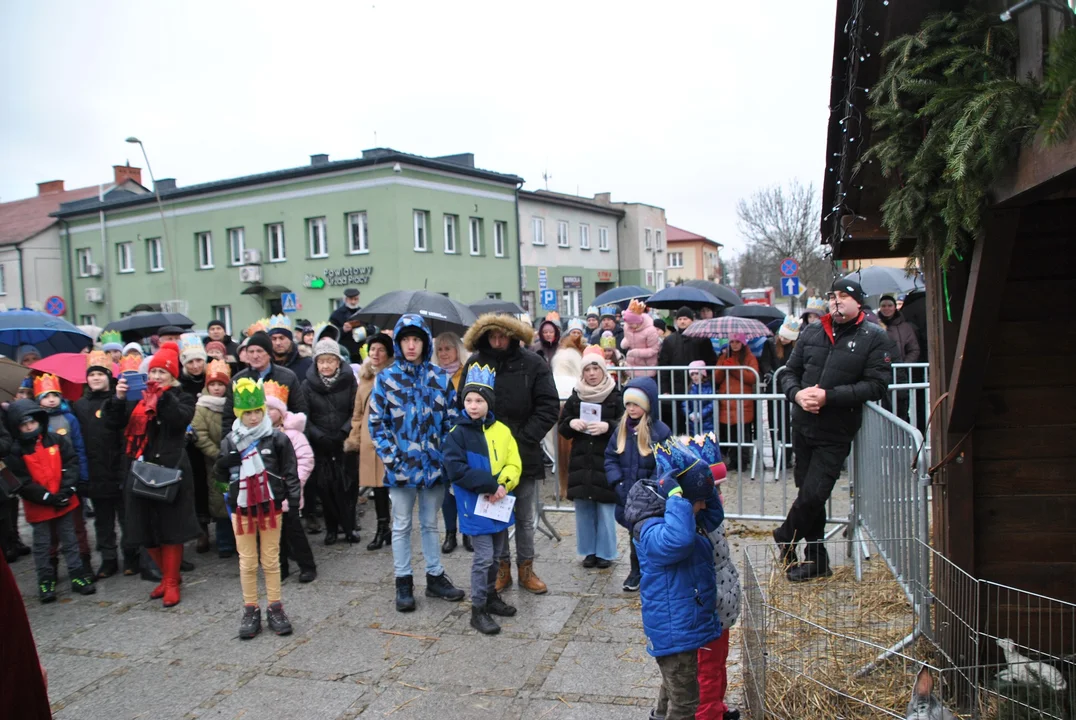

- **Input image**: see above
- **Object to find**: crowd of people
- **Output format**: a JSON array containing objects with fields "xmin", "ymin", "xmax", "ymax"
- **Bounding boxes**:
[{"xmin": 1, "ymin": 278, "xmax": 904, "ymax": 720}]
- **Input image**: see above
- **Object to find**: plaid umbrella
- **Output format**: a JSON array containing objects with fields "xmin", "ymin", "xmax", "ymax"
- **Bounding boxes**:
[{"xmin": 682, "ymin": 316, "xmax": 772, "ymax": 340}]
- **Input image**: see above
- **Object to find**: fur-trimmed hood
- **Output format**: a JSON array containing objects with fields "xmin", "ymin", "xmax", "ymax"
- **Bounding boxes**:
[{"xmin": 463, "ymin": 313, "xmax": 535, "ymax": 352}]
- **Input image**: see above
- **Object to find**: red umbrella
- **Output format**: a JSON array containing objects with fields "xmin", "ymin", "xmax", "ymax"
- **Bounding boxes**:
[
  {"xmin": 30, "ymin": 353, "xmax": 118, "ymax": 402},
  {"xmin": 682, "ymin": 316, "xmax": 772, "ymax": 341}
]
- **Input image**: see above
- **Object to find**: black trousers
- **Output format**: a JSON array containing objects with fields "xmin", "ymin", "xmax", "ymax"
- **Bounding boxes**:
[
  {"xmin": 371, "ymin": 486, "xmax": 390, "ymax": 523},
  {"xmin": 775, "ymin": 431, "xmax": 851, "ymax": 543},
  {"xmin": 279, "ymin": 506, "xmax": 316, "ymax": 572},
  {"xmin": 319, "ymin": 454, "xmax": 359, "ymax": 536},
  {"xmin": 91, "ymin": 497, "xmax": 125, "ymax": 562},
  {"xmin": 0, "ymin": 498, "xmax": 19, "ymax": 555}
]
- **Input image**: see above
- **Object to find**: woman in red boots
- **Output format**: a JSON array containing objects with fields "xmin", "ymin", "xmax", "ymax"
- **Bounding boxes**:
[{"xmin": 105, "ymin": 342, "xmax": 199, "ymax": 607}]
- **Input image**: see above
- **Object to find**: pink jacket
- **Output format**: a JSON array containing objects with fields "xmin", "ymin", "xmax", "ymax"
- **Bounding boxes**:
[
  {"xmin": 620, "ymin": 314, "xmax": 662, "ymax": 377},
  {"xmin": 282, "ymin": 411, "xmax": 315, "ymax": 508}
]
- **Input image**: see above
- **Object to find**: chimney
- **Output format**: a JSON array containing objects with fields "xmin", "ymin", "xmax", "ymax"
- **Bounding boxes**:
[
  {"xmin": 310, "ymin": 153, "xmax": 329, "ymax": 166},
  {"xmin": 435, "ymin": 153, "xmax": 475, "ymax": 168},
  {"xmin": 154, "ymin": 178, "xmax": 176, "ymax": 192},
  {"xmin": 37, "ymin": 180, "xmax": 65, "ymax": 196},
  {"xmin": 113, "ymin": 164, "xmax": 143, "ymax": 186},
  {"xmin": 593, "ymin": 192, "xmax": 612, "ymax": 204}
]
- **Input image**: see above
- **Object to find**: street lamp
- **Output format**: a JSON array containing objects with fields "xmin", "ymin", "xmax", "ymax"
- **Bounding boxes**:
[{"xmin": 125, "ymin": 136, "xmax": 178, "ymax": 300}]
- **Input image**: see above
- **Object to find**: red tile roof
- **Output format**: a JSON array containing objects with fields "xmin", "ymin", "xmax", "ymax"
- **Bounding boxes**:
[
  {"xmin": 0, "ymin": 184, "xmax": 105, "ymax": 247},
  {"xmin": 666, "ymin": 224, "xmax": 721, "ymax": 246}
]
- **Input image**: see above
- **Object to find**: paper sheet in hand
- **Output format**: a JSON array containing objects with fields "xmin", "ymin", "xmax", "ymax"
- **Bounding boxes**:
[
  {"xmin": 579, "ymin": 402, "xmax": 602, "ymax": 425},
  {"xmin": 475, "ymin": 493, "xmax": 516, "ymax": 522}
]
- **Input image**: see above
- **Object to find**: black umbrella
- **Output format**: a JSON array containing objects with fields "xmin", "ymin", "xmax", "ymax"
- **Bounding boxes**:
[
  {"xmin": 0, "ymin": 310, "xmax": 93, "ymax": 358},
  {"xmin": 645, "ymin": 285, "xmax": 725, "ymax": 310},
  {"xmin": 683, "ymin": 279, "xmax": 742, "ymax": 306},
  {"xmin": 591, "ymin": 285, "xmax": 650, "ymax": 309},
  {"xmin": 469, "ymin": 297, "xmax": 524, "ymax": 315},
  {"xmin": 352, "ymin": 290, "xmax": 477, "ymax": 336},
  {"xmin": 723, "ymin": 304, "xmax": 785, "ymax": 323},
  {"xmin": 104, "ymin": 312, "xmax": 194, "ymax": 341}
]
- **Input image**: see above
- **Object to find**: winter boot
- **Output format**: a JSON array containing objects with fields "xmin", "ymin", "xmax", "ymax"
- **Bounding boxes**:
[
  {"xmin": 786, "ymin": 542, "xmax": 832, "ymax": 583},
  {"xmin": 304, "ymin": 513, "xmax": 322, "ymax": 535},
  {"xmin": 38, "ymin": 572, "xmax": 57, "ymax": 604},
  {"xmin": 196, "ymin": 523, "xmax": 210, "ymax": 554},
  {"xmin": 517, "ymin": 560, "xmax": 548, "ymax": 595},
  {"xmin": 366, "ymin": 519, "xmax": 390, "ymax": 551},
  {"xmin": 395, "ymin": 575, "xmax": 416, "ymax": 612},
  {"xmin": 470, "ymin": 604, "xmax": 500, "ymax": 635},
  {"xmin": 123, "ymin": 549, "xmax": 140, "ymax": 576},
  {"xmin": 266, "ymin": 601, "xmax": 293, "ymax": 635},
  {"xmin": 71, "ymin": 571, "xmax": 96, "ymax": 596},
  {"xmin": 239, "ymin": 605, "xmax": 261, "ymax": 639},
  {"xmin": 441, "ymin": 532, "xmax": 457, "ymax": 554},
  {"xmin": 486, "ymin": 592, "xmax": 517, "ymax": 617},
  {"xmin": 772, "ymin": 528, "xmax": 798, "ymax": 568},
  {"xmin": 494, "ymin": 560, "xmax": 513, "ymax": 592},
  {"xmin": 425, "ymin": 572, "xmax": 465, "ymax": 602},
  {"xmin": 147, "ymin": 547, "xmax": 167, "ymax": 599},
  {"xmin": 80, "ymin": 553, "xmax": 95, "ymax": 578},
  {"xmin": 161, "ymin": 544, "xmax": 184, "ymax": 607},
  {"xmin": 462, "ymin": 534, "xmax": 473, "ymax": 552},
  {"xmin": 96, "ymin": 558, "xmax": 119, "ymax": 579}
]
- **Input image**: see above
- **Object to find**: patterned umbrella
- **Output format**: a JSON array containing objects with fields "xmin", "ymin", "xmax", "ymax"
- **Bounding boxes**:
[{"xmin": 682, "ymin": 316, "xmax": 772, "ymax": 340}]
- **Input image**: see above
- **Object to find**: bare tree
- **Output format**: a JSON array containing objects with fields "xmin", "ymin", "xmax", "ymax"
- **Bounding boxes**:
[{"xmin": 735, "ymin": 180, "xmax": 832, "ymax": 295}]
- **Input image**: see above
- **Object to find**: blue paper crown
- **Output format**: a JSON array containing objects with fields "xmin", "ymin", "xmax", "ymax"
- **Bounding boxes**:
[
  {"xmin": 267, "ymin": 314, "xmax": 292, "ymax": 333},
  {"xmin": 687, "ymin": 433, "xmax": 723, "ymax": 467},
  {"xmin": 651, "ymin": 439, "xmax": 713, "ymax": 501},
  {"xmin": 600, "ymin": 305, "xmax": 618, "ymax": 318},
  {"xmin": 464, "ymin": 363, "xmax": 496, "ymax": 390}
]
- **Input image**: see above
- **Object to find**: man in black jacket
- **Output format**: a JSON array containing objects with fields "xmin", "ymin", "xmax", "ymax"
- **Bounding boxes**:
[
  {"xmin": 462, "ymin": 314, "xmax": 560, "ymax": 595},
  {"xmin": 206, "ymin": 320, "xmax": 239, "ymax": 364},
  {"xmin": 656, "ymin": 306, "xmax": 718, "ymax": 433},
  {"xmin": 774, "ymin": 279, "xmax": 894, "ymax": 581}
]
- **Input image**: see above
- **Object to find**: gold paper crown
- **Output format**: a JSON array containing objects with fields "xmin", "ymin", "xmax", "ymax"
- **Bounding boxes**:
[
  {"xmin": 119, "ymin": 355, "xmax": 142, "ymax": 373},
  {"xmin": 206, "ymin": 359, "xmax": 232, "ymax": 384},
  {"xmin": 627, "ymin": 298, "xmax": 647, "ymax": 315},
  {"xmin": 86, "ymin": 350, "xmax": 112, "ymax": 371},
  {"xmin": 247, "ymin": 318, "xmax": 270, "ymax": 336},
  {"xmin": 263, "ymin": 379, "xmax": 290, "ymax": 404}
]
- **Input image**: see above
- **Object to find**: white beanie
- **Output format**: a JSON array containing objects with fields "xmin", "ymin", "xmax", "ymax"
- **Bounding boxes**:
[
  {"xmin": 122, "ymin": 342, "xmax": 144, "ymax": 357},
  {"xmin": 778, "ymin": 316, "xmax": 801, "ymax": 342},
  {"xmin": 313, "ymin": 338, "xmax": 342, "ymax": 360}
]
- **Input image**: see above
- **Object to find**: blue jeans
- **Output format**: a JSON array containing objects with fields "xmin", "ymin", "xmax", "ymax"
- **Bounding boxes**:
[
  {"xmin": 574, "ymin": 499, "xmax": 618, "ymax": 561},
  {"xmin": 441, "ymin": 485, "xmax": 458, "ymax": 533},
  {"xmin": 389, "ymin": 484, "xmax": 445, "ymax": 579}
]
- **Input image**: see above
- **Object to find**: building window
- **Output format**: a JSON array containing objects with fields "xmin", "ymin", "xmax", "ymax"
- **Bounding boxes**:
[
  {"xmin": 469, "ymin": 218, "xmax": 482, "ymax": 255},
  {"xmin": 79, "ymin": 314, "xmax": 96, "ymax": 326},
  {"xmin": 494, "ymin": 221, "xmax": 507, "ymax": 258},
  {"xmin": 599, "ymin": 226, "xmax": 610, "ymax": 251},
  {"xmin": 347, "ymin": 212, "xmax": 368, "ymax": 254},
  {"xmin": 667, "ymin": 252, "xmax": 684, "ymax": 268},
  {"xmin": 228, "ymin": 227, "xmax": 245, "ymax": 266},
  {"xmin": 645, "ymin": 269, "xmax": 654, "ymax": 287},
  {"xmin": 522, "ymin": 290, "xmax": 535, "ymax": 317},
  {"xmin": 196, "ymin": 232, "xmax": 213, "ymax": 269},
  {"xmin": 76, "ymin": 248, "xmax": 93, "ymax": 277},
  {"xmin": 443, "ymin": 214, "xmax": 458, "ymax": 254},
  {"xmin": 211, "ymin": 305, "xmax": 232, "ymax": 335},
  {"xmin": 579, "ymin": 224, "xmax": 590, "ymax": 250},
  {"xmin": 656, "ymin": 230, "xmax": 664, "ymax": 250},
  {"xmin": 117, "ymin": 242, "xmax": 134, "ymax": 273},
  {"xmin": 561, "ymin": 289, "xmax": 581, "ymax": 317},
  {"xmin": 532, "ymin": 217, "xmax": 545, "ymax": 245},
  {"xmin": 557, "ymin": 221, "xmax": 569, "ymax": 248},
  {"xmin": 308, "ymin": 217, "xmax": 328, "ymax": 258},
  {"xmin": 267, "ymin": 223, "xmax": 286, "ymax": 262},
  {"xmin": 147, "ymin": 237, "xmax": 164, "ymax": 272},
  {"xmin": 413, "ymin": 211, "xmax": 428, "ymax": 251},
  {"xmin": 644, "ymin": 228, "xmax": 652, "ymax": 250},
  {"xmin": 656, "ymin": 270, "xmax": 665, "ymax": 288},
  {"xmin": 0, "ymin": 265, "xmax": 6, "ymax": 295}
]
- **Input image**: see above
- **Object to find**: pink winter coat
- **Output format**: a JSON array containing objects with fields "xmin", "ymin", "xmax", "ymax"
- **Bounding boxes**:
[
  {"xmin": 620, "ymin": 314, "xmax": 662, "ymax": 377},
  {"xmin": 282, "ymin": 412, "xmax": 315, "ymax": 509}
]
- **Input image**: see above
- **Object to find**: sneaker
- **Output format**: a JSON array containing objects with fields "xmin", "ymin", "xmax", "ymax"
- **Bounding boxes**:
[
  {"xmin": 622, "ymin": 570, "xmax": 641, "ymax": 592},
  {"xmin": 425, "ymin": 572, "xmax": 465, "ymax": 602},
  {"xmin": 71, "ymin": 574, "xmax": 97, "ymax": 596},
  {"xmin": 38, "ymin": 576, "xmax": 57, "ymax": 603},
  {"xmin": 239, "ymin": 605, "xmax": 261, "ymax": 639},
  {"xmin": 266, "ymin": 602, "xmax": 293, "ymax": 635},
  {"xmin": 486, "ymin": 592, "xmax": 517, "ymax": 617}
]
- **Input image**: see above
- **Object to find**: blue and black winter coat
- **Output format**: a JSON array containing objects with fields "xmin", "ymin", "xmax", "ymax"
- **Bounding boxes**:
[
  {"xmin": 442, "ymin": 411, "xmax": 522, "ymax": 536},
  {"xmin": 604, "ymin": 377, "xmax": 671, "ymax": 528},
  {"xmin": 625, "ymin": 476, "xmax": 723, "ymax": 658},
  {"xmin": 368, "ymin": 314, "xmax": 458, "ymax": 489},
  {"xmin": 44, "ymin": 401, "xmax": 88, "ymax": 484}
]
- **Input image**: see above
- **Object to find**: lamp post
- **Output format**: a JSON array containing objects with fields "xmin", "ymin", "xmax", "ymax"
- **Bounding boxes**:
[{"xmin": 125, "ymin": 137, "xmax": 178, "ymax": 300}]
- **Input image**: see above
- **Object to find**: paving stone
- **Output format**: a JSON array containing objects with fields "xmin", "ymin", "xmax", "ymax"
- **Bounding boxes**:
[
  {"xmin": 572, "ymin": 597, "xmax": 647, "ymax": 643},
  {"xmin": 442, "ymin": 594, "xmax": 579, "ymax": 638},
  {"xmin": 515, "ymin": 698, "xmax": 650, "ymax": 719},
  {"xmin": 357, "ymin": 686, "xmax": 512, "ymax": 719},
  {"xmin": 271, "ymin": 624, "xmax": 429, "ymax": 681},
  {"xmin": 199, "ymin": 672, "xmax": 367, "ymax": 718},
  {"xmin": 25, "ymin": 600, "xmax": 129, "ymax": 649},
  {"xmin": 40, "ymin": 652, "xmax": 127, "ymax": 706},
  {"xmin": 404, "ymin": 635, "xmax": 550, "ymax": 691},
  {"xmin": 55, "ymin": 608, "xmax": 218, "ymax": 657},
  {"xmin": 541, "ymin": 640, "xmax": 661, "ymax": 699},
  {"xmin": 343, "ymin": 588, "xmax": 460, "ymax": 631}
]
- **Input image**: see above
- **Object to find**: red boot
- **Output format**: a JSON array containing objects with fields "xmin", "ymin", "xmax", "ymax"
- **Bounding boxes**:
[
  {"xmin": 160, "ymin": 544, "xmax": 183, "ymax": 608},
  {"xmin": 146, "ymin": 547, "xmax": 166, "ymax": 600}
]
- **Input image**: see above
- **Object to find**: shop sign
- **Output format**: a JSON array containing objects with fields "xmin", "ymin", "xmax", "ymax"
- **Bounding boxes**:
[
  {"xmin": 597, "ymin": 270, "xmax": 613, "ymax": 282},
  {"xmin": 562, "ymin": 275, "xmax": 582, "ymax": 289},
  {"xmin": 304, "ymin": 266, "xmax": 374, "ymax": 289}
]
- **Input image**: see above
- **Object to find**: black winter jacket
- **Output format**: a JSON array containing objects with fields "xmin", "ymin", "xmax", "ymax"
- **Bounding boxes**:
[
  {"xmin": 105, "ymin": 387, "xmax": 197, "ymax": 469},
  {"xmin": 779, "ymin": 313, "xmax": 893, "ymax": 442},
  {"xmin": 6, "ymin": 401, "xmax": 79, "ymax": 508},
  {"xmin": 658, "ymin": 328, "xmax": 718, "ymax": 397},
  {"xmin": 180, "ymin": 372, "xmax": 206, "ymax": 398},
  {"xmin": 72, "ymin": 388, "xmax": 126, "ymax": 499},
  {"xmin": 275, "ymin": 343, "xmax": 313, "ymax": 381},
  {"xmin": 299, "ymin": 366, "xmax": 357, "ymax": 454},
  {"xmin": 558, "ymin": 387, "xmax": 623, "ymax": 504},
  {"xmin": 221, "ymin": 363, "xmax": 306, "ymax": 435},
  {"xmin": 215, "ymin": 430, "xmax": 301, "ymax": 512}
]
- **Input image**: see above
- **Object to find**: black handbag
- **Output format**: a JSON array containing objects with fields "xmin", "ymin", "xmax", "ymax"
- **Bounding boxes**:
[
  {"xmin": 129, "ymin": 460, "xmax": 182, "ymax": 503},
  {"xmin": 0, "ymin": 461, "xmax": 25, "ymax": 501}
]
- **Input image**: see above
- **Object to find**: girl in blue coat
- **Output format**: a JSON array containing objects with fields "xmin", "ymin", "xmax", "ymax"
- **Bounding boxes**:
[
  {"xmin": 682, "ymin": 360, "xmax": 716, "ymax": 435},
  {"xmin": 604, "ymin": 376, "xmax": 670, "ymax": 592}
]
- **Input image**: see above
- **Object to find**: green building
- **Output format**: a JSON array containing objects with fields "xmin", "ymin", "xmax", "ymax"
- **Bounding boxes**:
[{"xmin": 55, "ymin": 150, "xmax": 523, "ymax": 333}]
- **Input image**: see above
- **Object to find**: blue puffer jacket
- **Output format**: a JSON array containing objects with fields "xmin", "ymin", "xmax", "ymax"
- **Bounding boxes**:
[
  {"xmin": 682, "ymin": 381, "xmax": 716, "ymax": 435},
  {"xmin": 625, "ymin": 477, "xmax": 723, "ymax": 658},
  {"xmin": 604, "ymin": 377, "xmax": 671, "ymax": 528},
  {"xmin": 443, "ymin": 411, "xmax": 522, "ymax": 536},
  {"xmin": 368, "ymin": 315, "xmax": 458, "ymax": 488}
]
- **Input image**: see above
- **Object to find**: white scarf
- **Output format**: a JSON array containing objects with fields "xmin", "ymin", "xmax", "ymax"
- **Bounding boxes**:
[{"xmin": 229, "ymin": 415, "xmax": 275, "ymax": 509}]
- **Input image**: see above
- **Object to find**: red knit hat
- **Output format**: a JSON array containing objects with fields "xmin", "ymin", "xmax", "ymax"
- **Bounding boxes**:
[{"xmin": 148, "ymin": 342, "xmax": 181, "ymax": 378}]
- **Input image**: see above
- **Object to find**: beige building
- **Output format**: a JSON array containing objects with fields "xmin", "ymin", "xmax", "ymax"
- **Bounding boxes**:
[
  {"xmin": 664, "ymin": 224, "xmax": 723, "ymax": 284},
  {"xmin": 591, "ymin": 193, "xmax": 667, "ymax": 291}
]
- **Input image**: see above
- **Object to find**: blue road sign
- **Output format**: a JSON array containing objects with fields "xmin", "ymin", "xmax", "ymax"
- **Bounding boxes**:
[
  {"xmin": 780, "ymin": 258, "xmax": 799, "ymax": 277},
  {"xmin": 281, "ymin": 292, "xmax": 298, "ymax": 313},
  {"xmin": 45, "ymin": 295, "xmax": 66, "ymax": 317},
  {"xmin": 540, "ymin": 289, "xmax": 557, "ymax": 311},
  {"xmin": 781, "ymin": 277, "xmax": 800, "ymax": 297},
  {"xmin": 538, "ymin": 267, "xmax": 549, "ymax": 290}
]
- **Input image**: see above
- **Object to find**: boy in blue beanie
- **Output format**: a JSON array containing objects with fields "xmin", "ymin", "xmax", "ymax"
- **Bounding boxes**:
[{"xmin": 624, "ymin": 440, "xmax": 724, "ymax": 720}]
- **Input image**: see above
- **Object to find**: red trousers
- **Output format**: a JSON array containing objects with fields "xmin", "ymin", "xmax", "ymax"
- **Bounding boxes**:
[{"xmin": 696, "ymin": 629, "xmax": 730, "ymax": 719}]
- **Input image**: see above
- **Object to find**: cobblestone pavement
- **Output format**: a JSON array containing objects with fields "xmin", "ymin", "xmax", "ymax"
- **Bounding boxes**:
[{"xmin": 15, "ymin": 482, "xmax": 763, "ymax": 720}]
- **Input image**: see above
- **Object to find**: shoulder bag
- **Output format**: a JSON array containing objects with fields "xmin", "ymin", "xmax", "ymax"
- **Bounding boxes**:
[{"xmin": 129, "ymin": 460, "xmax": 182, "ymax": 503}]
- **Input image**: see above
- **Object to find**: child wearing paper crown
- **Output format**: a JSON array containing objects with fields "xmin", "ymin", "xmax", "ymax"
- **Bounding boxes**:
[
  {"xmin": 215, "ymin": 378, "xmax": 301, "ymax": 639},
  {"xmin": 620, "ymin": 299, "xmax": 661, "ymax": 378},
  {"xmin": 623, "ymin": 440, "xmax": 724, "ymax": 720},
  {"xmin": 191, "ymin": 359, "xmax": 236, "ymax": 558},
  {"xmin": 442, "ymin": 363, "xmax": 522, "ymax": 636}
]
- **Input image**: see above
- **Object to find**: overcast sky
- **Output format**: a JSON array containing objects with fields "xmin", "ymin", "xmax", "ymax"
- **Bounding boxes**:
[{"xmin": 0, "ymin": 1, "xmax": 836, "ymax": 258}]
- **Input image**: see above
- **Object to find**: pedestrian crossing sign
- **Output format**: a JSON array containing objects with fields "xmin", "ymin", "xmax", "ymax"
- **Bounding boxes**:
[{"xmin": 281, "ymin": 292, "xmax": 298, "ymax": 313}]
